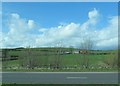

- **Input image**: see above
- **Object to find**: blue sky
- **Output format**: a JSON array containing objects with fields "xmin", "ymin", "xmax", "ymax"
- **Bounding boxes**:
[
  {"xmin": 1, "ymin": 2, "xmax": 118, "ymax": 50},
  {"xmin": 3, "ymin": 2, "xmax": 118, "ymax": 28}
]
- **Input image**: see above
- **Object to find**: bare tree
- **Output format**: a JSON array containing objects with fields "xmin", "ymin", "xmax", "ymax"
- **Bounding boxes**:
[
  {"xmin": 69, "ymin": 46, "xmax": 74, "ymax": 54},
  {"xmin": 51, "ymin": 42, "xmax": 63, "ymax": 69},
  {"xmin": 81, "ymin": 37, "xmax": 94, "ymax": 51},
  {"xmin": 80, "ymin": 37, "xmax": 94, "ymax": 69},
  {"xmin": 19, "ymin": 46, "xmax": 39, "ymax": 69},
  {"xmin": 26, "ymin": 46, "xmax": 41, "ymax": 69}
]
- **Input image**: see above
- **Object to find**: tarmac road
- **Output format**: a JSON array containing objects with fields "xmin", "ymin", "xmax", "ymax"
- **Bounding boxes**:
[{"xmin": 2, "ymin": 72, "xmax": 118, "ymax": 84}]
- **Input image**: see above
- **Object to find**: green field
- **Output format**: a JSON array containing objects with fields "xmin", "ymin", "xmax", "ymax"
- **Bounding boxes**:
[{"xmin": 2, "ymin": 48, "xmax": 118, "ymax": 72}]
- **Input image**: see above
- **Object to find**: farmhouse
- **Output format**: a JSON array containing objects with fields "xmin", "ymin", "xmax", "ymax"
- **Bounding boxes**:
[
  {"xmin": 63, "ymin": 51, "xmax": 71, "ymax": 54},
  {"xmin": 79, "ymin": 49, "xmax": 88, "ymax": 54},
  {"xmin": 73, "ymin": 50, "xmax": 79, "ymax": 54}
]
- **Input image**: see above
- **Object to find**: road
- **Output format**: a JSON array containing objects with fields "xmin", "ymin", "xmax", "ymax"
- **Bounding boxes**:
[{"xmin": 2, "ymin": 72, "xmax": 118, "ymax": 84}]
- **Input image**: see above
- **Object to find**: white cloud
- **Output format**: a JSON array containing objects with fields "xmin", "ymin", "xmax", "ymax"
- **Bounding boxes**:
[
  {"xmin": 35, "ymin": 8, "xmax": 100, "ymax": 48},
  {"xmin": 11, "ymin": 13, "xmax": 20, "ymax": 19},
  {"xmin": 39, "ymin": 28, "xmax": 47, "ymax": 33},
  {"xmin": 88, "ymin": 8, "xmax": 99, "ymax": 19},
  {"xmin": 96, "ymin": 37, "xmax": 118, "ymax": 48},
  {"xmin": 2, "ymin": 8, "xmax": 118, "ymax": 50},
  {"xmin": 95, "ymin": 16, "xmax": 118, "ymax": 49},
  {"xmin": 2, "ymin": 13, "xmax": 37, "ymax": 48},
  {"xmin": 36, "ymin": 22, "xmax": 80, "ymax": 47},
  {"xmin": 28, "ymin": 20, "xmax": 35, "ymax": 29}
]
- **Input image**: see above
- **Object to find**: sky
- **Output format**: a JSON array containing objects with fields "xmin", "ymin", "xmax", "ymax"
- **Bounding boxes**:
[{"xmin": 1, "ymin": 2, "xmax": 118, "ymax": 50}]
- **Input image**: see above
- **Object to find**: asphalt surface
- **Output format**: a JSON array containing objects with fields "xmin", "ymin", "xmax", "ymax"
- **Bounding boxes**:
[{"xmin": 2, "ymin": 72, "xmax": 118, "ymax": 84}]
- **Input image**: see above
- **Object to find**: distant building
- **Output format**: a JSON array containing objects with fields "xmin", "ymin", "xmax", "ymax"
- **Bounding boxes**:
[
  {"xmin": 63, "ymin": 51, "xmax": 71, "ymax": 54},
  {"xmin": 79, "ymin": 50, "xmax": 86, "ymax": 54},
  {"xmin": 73, "ymin": 50, "xmax": 79, "ymax": 54}
]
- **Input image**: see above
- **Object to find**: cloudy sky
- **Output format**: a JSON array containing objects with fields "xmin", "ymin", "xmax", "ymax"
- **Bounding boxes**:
[{"xmin": 1, "ymin": 2, "xmax": 118, "ymax": 50}]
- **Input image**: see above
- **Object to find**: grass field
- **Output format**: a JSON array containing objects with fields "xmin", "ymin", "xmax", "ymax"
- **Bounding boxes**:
[{"xmin": 2, "ymin": 48, "xmax": 118, "ymax": 72}]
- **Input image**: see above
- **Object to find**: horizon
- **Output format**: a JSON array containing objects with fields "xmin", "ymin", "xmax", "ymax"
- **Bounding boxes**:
[{"xmin": 0, "ymin": 46, "xmax": 118, "ymax": 51}]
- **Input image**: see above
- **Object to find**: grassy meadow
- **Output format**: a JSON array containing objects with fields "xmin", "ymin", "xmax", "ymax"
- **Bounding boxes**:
[{"xmin": 1, "ymin": 48, "xmax": 118, "ymax": 72}]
